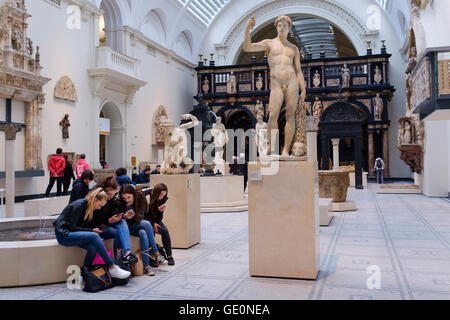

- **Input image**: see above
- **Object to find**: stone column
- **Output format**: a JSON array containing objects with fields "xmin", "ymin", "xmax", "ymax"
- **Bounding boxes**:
[
  {"xmin": 368, "ymin": 131, "xmax": 375, "ymax": 176},
  {"xmin": 306, "ymin": 116, "xmax": 320, "ymax": 178},
  {"xmin": 382, "ymin": 129, "xmax": 390, "ymax": 177},
  {"xmin": 1, "ymin": 125, "xmax": 22, "ymax": 218},
  {"xmin": 331, "ymin": 138, "xmax": 340, "ymax": 171},
  {"xmin": 354, "ymin": 137, "xmax": 363, "ymax": 189}
]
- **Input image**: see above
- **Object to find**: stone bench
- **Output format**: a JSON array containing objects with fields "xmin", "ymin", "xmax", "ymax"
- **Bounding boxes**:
[{"xmin": 24, "ymin": 196, "xmax": 70, "ymax": 217}]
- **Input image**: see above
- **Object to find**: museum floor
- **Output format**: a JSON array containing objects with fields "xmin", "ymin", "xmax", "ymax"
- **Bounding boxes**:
[{"xmin": 1, "ymin": 184, "xmax": 450, "ymax": 300}]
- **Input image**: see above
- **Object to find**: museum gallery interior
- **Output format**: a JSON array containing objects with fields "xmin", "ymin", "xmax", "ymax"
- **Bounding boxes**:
[{"xmin": 0, "ymin": 0, "xmax": 450, "ymax": 301}]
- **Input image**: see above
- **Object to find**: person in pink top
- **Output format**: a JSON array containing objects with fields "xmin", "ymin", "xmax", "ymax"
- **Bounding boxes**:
[{"xmin": 76, "ymin": 154, "xmax": 90, "ymax": 179}]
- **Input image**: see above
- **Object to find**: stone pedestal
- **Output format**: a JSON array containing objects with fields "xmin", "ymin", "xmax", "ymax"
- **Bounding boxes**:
[
  {"xmin": 331, "ymin": 138, "xmax": 340, "ymax": 171},
  {"xmin": 319, "ymin": 198, "xmax": 334, "ymax": 226},
  {"xmin": 248, "ymin": 160, "xmax": 319, "ymax": 280},
  {"xmin": 200, "ymin": 175, "xmax": 247, "ymax": 212},
  {"xmin": 24, "ymin": 196, "xmax": 71, "ymax": 217},
  {"xmin": 306, "ymin": 116, "xmax": 319, "ymax": 179},
  {"xmin": 319, "ymin": 170, "xmax": 357, "ymax": 212},
  {"xmin": 150, "ymin": 174, "xmax": 200, "ymax": 249},
  {"xmin": 349, "ymin": 172, "xmax": 368, "ymax": 188}
]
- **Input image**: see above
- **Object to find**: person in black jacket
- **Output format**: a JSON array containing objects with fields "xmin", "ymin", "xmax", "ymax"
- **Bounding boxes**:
[
  {"xmin": 62, "ymin": 155, "xmax": 75, "ymax": 196},
  {"xmin": 69, "ymin": 170, "xmax": 94, "ymax": 203},
  {"xmin": 93, "ymin": 176, "xmax": 138, "ymax": 266},
  {"xmin": 118, "ymin": 184, "xmax": 160, "ymax": 275},
  {"xmin": 145, "ymin": 183, "xmax": 174, "ymax": 266},
  {"xmin": 53, "ymin": 188, "xmax": 131, "ymax": 279},
  {"xmin": 135, "ymin": 166, "xmax": 151, "ymax": 184}
]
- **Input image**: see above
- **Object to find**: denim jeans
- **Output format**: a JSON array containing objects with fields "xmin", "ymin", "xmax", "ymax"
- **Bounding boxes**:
[
  {"xmin": 155, "ymin": 221, "xmax": 172, "ymax": 258},
  {"xmin": 110, "ymin": 219, "xmax": 131, "ymax": 253},
  {"xmin": 129, "ymin": 220, "xmax": 158, "ymax": 267},
  {"xmin": 376, "ymin": 170, "xmax": 384, "ymax": 184},
  {"xmin": 55, "ymin": 229, "xmax": 117, "ymax": 267}
]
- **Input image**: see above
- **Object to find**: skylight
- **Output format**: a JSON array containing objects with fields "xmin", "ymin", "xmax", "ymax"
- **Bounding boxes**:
[{"xmin": 178, "ymin": 0, "xmax": 230, "ymax": 26}]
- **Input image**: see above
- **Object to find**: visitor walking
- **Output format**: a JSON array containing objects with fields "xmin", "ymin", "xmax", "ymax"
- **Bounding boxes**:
[
  {"xmin": 118, "ymin": 184, "xmax": 159, "ymax": 275},
  {"xmin": 76, "ymin": 154, "xmax": 90, "ymax": 179},
  {"xmin": 146, "ymin": 183, "xmax": 175, "ymax": 266},
  {"xmin": 62, "ymin": 155, "xmax": 75, "ymax": 196},
  {"xmin": 69, "ymin": 170, "xmax": 94, "ymax": 203},
  {"xmin": 45, "ymin": 148, "xmax": 66, "ymax": 198},
  {"xmin": 53, "ymin": 188, "xmax": 131, "ymax": 279},
  {"xmin": 375, "ymin": 158, "xmax": 385, "ymax": 184}
]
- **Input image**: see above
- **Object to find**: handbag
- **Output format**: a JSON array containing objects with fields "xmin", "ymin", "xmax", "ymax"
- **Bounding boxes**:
[
  {"xmin": 130, "ymin": 249, "xmax": 153, "ymax": 276},
  {"xmin": 81, "ymin": 265, "xmax": 114, "ymax": 293},
  {"xmin": 92, "ymin": 241, "xmax": 113, "ymax": 266}
]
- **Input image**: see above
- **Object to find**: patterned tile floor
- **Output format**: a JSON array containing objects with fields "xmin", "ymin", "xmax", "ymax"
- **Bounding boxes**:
[{"xmin": 1, "ymin": 184, "xmax": 450, "ymax": 300}]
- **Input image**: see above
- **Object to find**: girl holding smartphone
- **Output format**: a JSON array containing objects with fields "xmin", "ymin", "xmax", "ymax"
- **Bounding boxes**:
[
  {"xmin": 146, "ymin": 183, "xmax": 174, "ymax": 266},
  {"xmin": 118, "ymin": 184, "xmax": 160, "ymax": 276}
]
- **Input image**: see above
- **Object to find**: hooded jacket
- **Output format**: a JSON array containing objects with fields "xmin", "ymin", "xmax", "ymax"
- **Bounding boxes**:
[
  {"xmin": 69, "ymin": 179, "xmax": 90, "ymax": 204},
  {"xmin": 75, "ymin": 159, "xmax": 90, "ymax": 179},
  {"xmin": 48, "ymin": 154, "xmax": 66, "ymax": 178}
]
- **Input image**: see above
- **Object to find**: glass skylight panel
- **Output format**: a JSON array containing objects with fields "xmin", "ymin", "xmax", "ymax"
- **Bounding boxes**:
[{"xmin": 177, "ymin": 0, "xmax": 230, "ymax": 26}]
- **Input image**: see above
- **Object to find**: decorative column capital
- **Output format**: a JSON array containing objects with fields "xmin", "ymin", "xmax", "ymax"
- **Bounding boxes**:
[
  {"xmin": 306, "ymin": 116, "xmax": 320, "ymax": 132},
  {"xmin": 0, "ymin": 124, "xmax": 22, "ymax": 140},
  {"xmin": 331, "ymin": 138, "xmax": 340, "ymax": 147}
]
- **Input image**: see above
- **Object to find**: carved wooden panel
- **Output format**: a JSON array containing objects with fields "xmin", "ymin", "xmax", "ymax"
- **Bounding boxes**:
[
  {"xmin": 326, "ymin": 78, "xmax": 340, "ymax": 87},
  {"xmin": 216, "ymin": 85, "xmax": 227, "ymax": 93},
  {"xmin": 239, "ymin": 84, "xmax": 251, "ymax": 91},
  {"xmin": 352, "ymin": 77, "xmax": 367, "ymax": 85},
  {"xmin": 438, "ymin": 60, "xmax": 450, "ymax": 95}
]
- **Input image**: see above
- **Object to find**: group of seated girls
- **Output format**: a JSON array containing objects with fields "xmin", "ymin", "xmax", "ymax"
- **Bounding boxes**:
[{"xmin": 53, "ymin": 176, "xmax": 173, "ymax": 279}]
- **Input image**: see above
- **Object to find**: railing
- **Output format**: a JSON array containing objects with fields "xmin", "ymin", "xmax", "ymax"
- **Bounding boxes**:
[
  {"xmin": 196, "ymin": 53, "xmax": 392, "ymax": 96},
  {"xmin": 94, "ymin": 46, "xmax": 141, "ymax": 79}
]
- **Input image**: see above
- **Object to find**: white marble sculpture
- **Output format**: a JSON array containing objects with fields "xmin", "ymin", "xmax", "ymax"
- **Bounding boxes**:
[
  {"xmin": 373, "ymin": 93, "xmax": 384, "ymax": 121},
  {"xmin": 313, "ymin": 70, "xmax": 321, "ymax": 88},
  {"xmin": 255, "ymin": 100, "xmax": 264, "ymax": 118},
  {"xmin": 202, "ymin": 77, "xmax": 210, "ymax": 94},
  {"xmin": 244, "ymin": 15, "xmax": 307, "ymax": 156},
  {"xmin": 256, "ymin": 73, "xmax": 264, "ymax": 91},
  {"xmin": 341, "ymin": 64, "xmax": 350, "ymax": 88},
  {"xmin": 211, "ymin": 116, "xmax": 229, "ymax": 164},
  {"xmin": 227, "ymin": 71, "xmax": 237, "ymax": 94},
  {"xmin": 255, "ymin": 113, "xmax": 268, "ymax": 157},
  {"xmin": 403, "ymin": 122, "xmax": 412, "ymax": 144},
  {"xmin": 160, "ymin": 114, "xmax": 199, "ymax": 174},
  {"xmin": 374, "ymin": 65, "xmax": 382, "ymax": 84}
]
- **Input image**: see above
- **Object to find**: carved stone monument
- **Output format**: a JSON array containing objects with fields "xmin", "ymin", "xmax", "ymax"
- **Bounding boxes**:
[
  {"xmin": 313, "ymin": 70, "xmax": 321, "ymax": 88},
  {"xmin": 153, "ymin": 105, "xmax": 169, "ymax": 147},
  {"xmin": 54, "ymin": 76, "xmax": 77, "ymax": 102}
]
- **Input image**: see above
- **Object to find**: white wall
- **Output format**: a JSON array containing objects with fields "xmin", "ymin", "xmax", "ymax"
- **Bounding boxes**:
[
  {"xmin": 448, "ymin": 120, "xmax": 450, "ymax": 196},
  {"xmin": 423, "ymin": 120, "xmax": 449, "ymax": 197},
  {"xmin": 0, "ymin": 0, "xmax": 199, "ymax": 197}
]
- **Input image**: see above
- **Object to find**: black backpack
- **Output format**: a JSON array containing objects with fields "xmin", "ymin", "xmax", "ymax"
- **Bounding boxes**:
[
  {"xmin": 81, "ymin": 265, "xmax": 114, "ymax": 293},
  {"xmin": 376, "ymin": 159, "xmax": 383, "ymax": 169}
]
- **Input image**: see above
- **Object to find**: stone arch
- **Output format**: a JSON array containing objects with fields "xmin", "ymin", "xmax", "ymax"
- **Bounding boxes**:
[
  {"xmin": 216, "ymin": 105, "xmax": 257, "ymax": 128},
  {"xmin": 100, "ymin": 0, "xmax": 131, "ymax": 53},
  {"xmin": 320, "ymin": 101, "xmax": 365, "ymax": 123},
  {"xmin": 174, "ymin": 30, "xmax": 193, "ymax": 60},
  {"xmin": 215, "ymin": 0, "xmax": 372, "ymax": 65},
  {"xmin": 99, "ymin": 100, "xmax": 125, "ymax": 169},
  {"xmin": 141, "ymin": 8, "xmax": 167, "ymax": 45}
]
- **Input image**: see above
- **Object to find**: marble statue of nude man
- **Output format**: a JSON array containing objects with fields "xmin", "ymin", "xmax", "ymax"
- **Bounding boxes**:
[{"xmin": 244, "ymin": 15, "xmax": 306, "ymax": 156}]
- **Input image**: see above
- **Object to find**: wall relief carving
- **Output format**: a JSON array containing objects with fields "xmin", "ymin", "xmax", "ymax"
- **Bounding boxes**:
[{"xmin": 54, "ymin": 76, "xmax": 77, "ymax": 102}]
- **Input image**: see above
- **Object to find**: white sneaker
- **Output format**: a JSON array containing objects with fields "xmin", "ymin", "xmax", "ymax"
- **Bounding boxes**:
[
  {"xmin": 157, "ymin": 255, "xmax": 167, "ymax": 265},
  {"xmin": 109, "ymin": 265, "xmax": 131, "ymax": 279}
]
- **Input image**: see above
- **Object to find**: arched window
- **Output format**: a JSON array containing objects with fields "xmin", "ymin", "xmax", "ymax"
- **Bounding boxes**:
[{"xmin": 100, "ymin": 0, "xmax": 124, "ymax": 53}]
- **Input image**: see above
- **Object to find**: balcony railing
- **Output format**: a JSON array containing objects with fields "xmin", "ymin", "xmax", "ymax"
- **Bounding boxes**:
[{"xmin": 94, "ymin": 46, "xmax": 141, "ymax": 79}]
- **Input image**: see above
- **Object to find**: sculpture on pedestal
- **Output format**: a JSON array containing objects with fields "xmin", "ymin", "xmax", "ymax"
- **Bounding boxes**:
[
  {"xmin": 227, "ymin": 71, "xmax": 237, "ymax": 94},
  {"xmin": 256, "ymin": 73, "xmax": 264, "ymax": 91},
  {"xmin": 374, "ymin": 65, "xmax": 382, "ymax": 84},
  {"xmin": 160, "ymin": 114, "xmax": 199, "ymax": 174},
  {"xmin": 373, "ymin": 93, "xmax": 384, "ymax": 121},
  {"xmin": 211, "ymin": 116, "xmax": 229, "ymax": 164},
  {"xmin": 255, "ymin": 113, "xmax": 268, "ymax": 157},
  {"xmin": 313, "ymin": 97, "xmax": 323, "ymax": 117},
  {"xmin": 313, "ymin": 70, "xmax": 321, "ymax": 88},
  {"xmin": 341, "ymin": 64, "xmax": 350, "ymax": 88},
  {"xmin": 59, "ymin": 114, "xmax": 70, "ymax": 139},
  {"xmin": 243, "ymin": 15, "xmax": 307, "ymax": 157}
]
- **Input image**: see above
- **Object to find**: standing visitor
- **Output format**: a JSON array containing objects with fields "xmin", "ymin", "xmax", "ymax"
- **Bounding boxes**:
[
  {"xmin": 76, "ymin": 154, "xmax": 90, "ymax": 179},
  {"xmin": 69, "ymin": 170, "xmax": 94, "ymax": 203},
  {"xmin": 136, "ymin": 166, "xmax": 151, "ymax": 184},
  {"xmin": 45, "ymin": 148, "xmax": 66, "ymax": 198},
  {"xmin": 374, "ymin": 158, "xmax": 385, "ymax": 184},
  {"xmin": 53, "ymin": 188, "xmax": 131, "ymax": 279},
  {"xmin": 62, "ymin": 155, "xmax": 75, "ymax": 196},
  {"xmin": 146, "ymin": 183, "xmax": 175, "ymax": 266}
]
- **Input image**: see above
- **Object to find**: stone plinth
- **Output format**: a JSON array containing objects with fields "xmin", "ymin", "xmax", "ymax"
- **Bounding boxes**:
[
  {"xmin": 319, "ymin": 198, "xmax": 334, "ymax": 226},
  {"xmin": 150, "ymin": 174, "xmax": 200, "ymax": 249},
  {"xmin": 248, "ymin": 160, "xmax": 319, "ymax": 280},
  {"xmin": 318, "ymin": 170, "xmax": 350, "ymax": 202},
  {"xmin": 201, "ymin": 175, "xmax": 247, "ymax": 213},
  {"xmin": 93, "ymin": 169, "xmax": 116, "ymax": 184},
  {"xmin": 24, "ymin": 196, "xmax": 70, "ymax": 217}
]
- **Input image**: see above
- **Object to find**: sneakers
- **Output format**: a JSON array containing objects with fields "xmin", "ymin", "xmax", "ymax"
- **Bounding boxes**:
[
  {"xmin": 157, "ymin": 254, "xmax": 167, "ymax": 265},
  {"xmin": 109, "ymin": 265, "xmax": 131, "ymax": 279},
  {"xmin": 167, "ymin": 257, "xmax": 175, "ymax": 266},
  {"xmin": 122, "ymin": 252, "xmax": 138, "ymax": 265},
  {"xmin": 148, "ymin": 254, "xmax": 159, "ymax": 268},
  {"xmin": 144, "ymin": 266, "xmax": 155, "ymax": 276}
]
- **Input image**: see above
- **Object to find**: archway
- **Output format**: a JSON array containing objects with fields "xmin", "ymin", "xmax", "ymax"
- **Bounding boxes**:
[
  {"xmin": 99, "ymin": 101, "xmax": 124, "ymax": 169},
  {"xmin": 319, "ymin": 101, "xmax": 366, "ymax": 189},
  {"xmin": 222, "ymin": 108, "xmax": 254, "ymax": 162}
]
